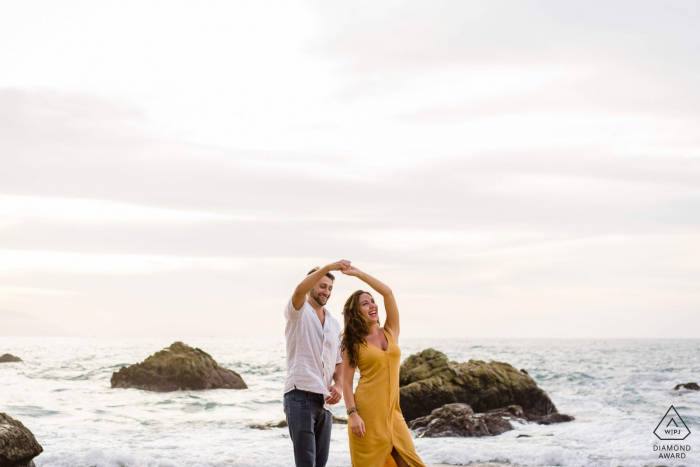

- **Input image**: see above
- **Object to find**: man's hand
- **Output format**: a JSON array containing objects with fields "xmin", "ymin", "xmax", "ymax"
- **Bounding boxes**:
[
  {"xmin": 325, "ymin": 383, "xmax": 342, "ymax": 405},
  {"xmin": 328, "ymin": 260, "xmax": 351, "ymax": 272}
]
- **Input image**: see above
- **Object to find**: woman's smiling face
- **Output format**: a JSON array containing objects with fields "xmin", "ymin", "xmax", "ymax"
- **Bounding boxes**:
[{"xmin": 358, "ymin": 292, "xmax": 378, "ymax": 323}]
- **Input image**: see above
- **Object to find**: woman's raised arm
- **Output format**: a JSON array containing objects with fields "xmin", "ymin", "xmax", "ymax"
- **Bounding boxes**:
[{"xmin": 342, "ymin": 266, "xmax": 400, "ymax": 340}]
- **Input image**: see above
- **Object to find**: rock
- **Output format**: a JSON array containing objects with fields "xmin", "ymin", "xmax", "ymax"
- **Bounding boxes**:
[
  {"xmin": 399, "ymin": 349, "xmax": 570, "ymax": 422},
  {"xmin": 247, "ymin": 416, "xmax": 347, "ymax": 430},
  {"xmin": 407, "ymin": 401, "xmax": 568, "ymax": 438},
  {"xmin": 0, "ymin": 413, "xmax": 43, "ymax": 467},
  {"xmin": 247, "ymin": 420, "xmax": 288, "ymax": 430},
  {"xmin": 0, "ymin": 354, "xmax": 22, "ymax": 363},
  {"xmin": 528, "ymin": 412, "xmax": 575, "ymax": 425},
  {"xmin": 408, "ymin": 403, "xmax": 527, "ymax": 438},
  {"xmin": 111, "ymin": 342, "xmax": 247, "ymax": 392},
  {"xmin": 673, "ymin": 382, "xmax": 700, "ymax": 391}
]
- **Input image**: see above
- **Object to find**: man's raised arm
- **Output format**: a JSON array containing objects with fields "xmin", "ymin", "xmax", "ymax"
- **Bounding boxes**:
[{"xmin": 291, "ymin": 260, "xmax": 350, "ymax": 310}]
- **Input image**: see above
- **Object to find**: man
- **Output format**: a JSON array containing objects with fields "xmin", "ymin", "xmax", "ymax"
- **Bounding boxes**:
[{"xmin": 284, "ymin": 260, "xmax": 349, "ymax": 467}]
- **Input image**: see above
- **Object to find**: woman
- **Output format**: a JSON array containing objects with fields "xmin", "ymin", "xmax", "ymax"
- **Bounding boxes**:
[{"xmin": 340, "ymin": 265, "xmax": 425, "ymax": 467}]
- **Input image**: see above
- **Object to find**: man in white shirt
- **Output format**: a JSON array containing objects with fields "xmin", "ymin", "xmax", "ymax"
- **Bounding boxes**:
[{"xmin": 284, "ymin": 260, "xmax": 349, "ymax": 467}]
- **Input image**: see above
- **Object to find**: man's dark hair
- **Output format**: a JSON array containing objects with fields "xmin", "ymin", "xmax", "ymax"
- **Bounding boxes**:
[{"xmin": 307, "ymin": 267, "xmax": 335, "ymax": 281}]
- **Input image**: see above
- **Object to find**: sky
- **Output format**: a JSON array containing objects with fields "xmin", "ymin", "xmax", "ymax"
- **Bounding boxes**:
[{"xmin": 0, "ymin": 0, "xmax": 698, "ymax": 338}]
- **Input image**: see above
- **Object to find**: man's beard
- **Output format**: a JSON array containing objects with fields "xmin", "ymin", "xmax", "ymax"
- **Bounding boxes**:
[{"xmin": 310, "ymin": 290, "xmax": 328, "ymax": 306}]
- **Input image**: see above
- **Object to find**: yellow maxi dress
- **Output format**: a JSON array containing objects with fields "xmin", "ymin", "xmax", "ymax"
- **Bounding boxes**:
[{"xmin": 349, "ymin": 328, "xmax": 426, "ymax": 467}]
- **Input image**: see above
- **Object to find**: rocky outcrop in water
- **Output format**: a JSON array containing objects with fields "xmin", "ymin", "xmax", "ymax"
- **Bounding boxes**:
[
  {"xmin": 0, "ymin": 413, "xmax": 43, "ymax": 467},
  {"xmin": 527, "ymin": 412, "xmax": 575, "ymax": 424},
  {"xmin": 247, "ymin": 420, "xmax": 289, "ymax": 430},
  {"xmin": 111, "ymin": 341, "xmax": 247, "ymax": 392},
  {"xmin": 674, "ymin": 382, "xmax": 699, "ymax": 391},
  {"xmin": 0, "ymin": 354, "xmax": 22, "ymax": 363},
  {"xmin": 399, "ymin": 349, "xmax": 572, "ymax": 423},
  {"xmin": 408, "ymin": 403, "xmax": 526, "ymax": 437},
  {"xmin": 247, "ymin": 416, "xmax": 347, "ymax": 430}
]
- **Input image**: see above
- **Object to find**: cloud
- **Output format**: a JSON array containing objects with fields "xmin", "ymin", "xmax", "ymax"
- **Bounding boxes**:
[
  {"xmin": 0, "ymin": 194, "xmax": 232, "ymax": 228},
  {"xmin": 1, "ymin": 1, "xmax": 699, "ymax": 340},
  {"xmin": 313, "ymin": 0, "xmax": 700, "ymax": 156},
  {"xmin": 0, "ymin": 285, "xmax": 78, "ymax": 297},
  {"xmin": 0, "ymin": 309, "xmax": 76, "ymax": 337},
  {"xmin": 314, "ymin": 1, "xmax": 700, "ymax": 75},
  {"xmin": 1, "ymin": 88, "xmax": 698, "ymax": 250},
  {"xmin": 0, "ymin": 249, "xmax": 245, "ymax": 275}
]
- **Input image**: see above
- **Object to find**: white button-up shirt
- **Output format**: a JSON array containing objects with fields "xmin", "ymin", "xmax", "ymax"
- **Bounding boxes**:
[{"xmin": 284, "ymin": 297, "xmax": 343, "ymax": 412}]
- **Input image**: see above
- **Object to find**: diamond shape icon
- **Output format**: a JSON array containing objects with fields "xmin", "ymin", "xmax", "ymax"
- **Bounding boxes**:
[{"xmin": 654, "ymin": 406, "xmax": 691, "ymax": 440}]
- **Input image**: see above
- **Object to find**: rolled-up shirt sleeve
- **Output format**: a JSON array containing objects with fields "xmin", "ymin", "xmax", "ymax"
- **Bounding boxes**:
[
  {"xmin": 284, "ymin": 297, "xmax": 304, "ymax": 321},
  {"xmin": 336, "ymin": 338, "xmax": 343, "ymax": 365}
]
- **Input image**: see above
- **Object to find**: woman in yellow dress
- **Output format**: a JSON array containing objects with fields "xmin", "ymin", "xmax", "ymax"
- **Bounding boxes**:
[{"xmin": 340, "ymin": 266, "xmax": 426, "ymax": 467}]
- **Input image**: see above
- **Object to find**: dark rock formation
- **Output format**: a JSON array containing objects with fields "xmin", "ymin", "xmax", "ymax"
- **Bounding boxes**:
[
  {"xmin": 111, "ymin": 341, "xmax": 247, "ymax": 392},
  {"xmin": 399, "ymin": 349, "xmax": 570, "ymax": 422},
  {"xmin": 528, "ymin": 412, "xmax": 575, "ymax": 424},
  {"xmin": 247, "ymin": 420, "xmax": 289, "ymax": 430},
  {"xmin": 673, "ymin": 382, "xmax": 700, "ymax": 391},
  {"xmin": 408, "ymin": 403, "xmax": 527, "ymax": 438},
  {"xmin": 408, "ymin": 401, "xmax": 573, "ymax": 438},
  {"xmin": 0, "ymin": 413, "xmax": 43, "ymax": 467},
  {"xmin": 247, "ymin": 416, "xmax": 347, "ymax": 430},
  {"xmin": 0, "ymin": 354, "xmax": 22, "ymax": 363}
]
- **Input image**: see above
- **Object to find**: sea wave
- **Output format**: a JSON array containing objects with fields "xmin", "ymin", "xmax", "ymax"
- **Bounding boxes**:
[{"xmin": 2, "ymin": 337, "xmax": 699, "ymax": 467}]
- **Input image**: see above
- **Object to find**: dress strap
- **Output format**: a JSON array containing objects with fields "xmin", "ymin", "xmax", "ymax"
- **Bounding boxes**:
[{"xmin": 381, "ymin": 327, "xmax": 396, "ymax": 344}]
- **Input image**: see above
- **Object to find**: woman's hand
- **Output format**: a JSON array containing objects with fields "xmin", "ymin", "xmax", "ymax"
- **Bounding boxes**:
[
  {"xmin": 349, "ymin": 412, "xmax": 366, "ymax": 438},
  {"xmin": 341, "ymin": 265, "xmax": 362, "ymax": 277},
  {"xmin": 328, "ymin": 260, "xmax": 351, "ymax": 272}
]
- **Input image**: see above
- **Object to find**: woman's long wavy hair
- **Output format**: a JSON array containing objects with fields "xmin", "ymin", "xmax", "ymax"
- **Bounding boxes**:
[{"xmin": 341, "ymin": 290, "xmax": 377, "ymax": 368}]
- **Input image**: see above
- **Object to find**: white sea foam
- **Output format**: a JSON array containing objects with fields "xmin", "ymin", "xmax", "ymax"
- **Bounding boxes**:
[{"xmin": 2, "ymin": 337, "xmax": 699, "ymax": 467}]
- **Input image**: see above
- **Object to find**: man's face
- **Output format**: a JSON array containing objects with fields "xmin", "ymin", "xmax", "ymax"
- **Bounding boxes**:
[{"xmin": 309, "ymin": 276, "xmax": 333, "ymax": 306}]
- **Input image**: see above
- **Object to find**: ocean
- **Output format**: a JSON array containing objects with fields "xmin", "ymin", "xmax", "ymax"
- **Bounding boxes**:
[{"xmin": 1, "ymin": 337, "xmax": 699, "ymax": 467}]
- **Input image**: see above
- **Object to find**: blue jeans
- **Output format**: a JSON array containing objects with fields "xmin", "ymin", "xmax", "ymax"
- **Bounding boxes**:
[{"xmin": 284, "ymin": 389, "xmax": 332, "ymax": 467}]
